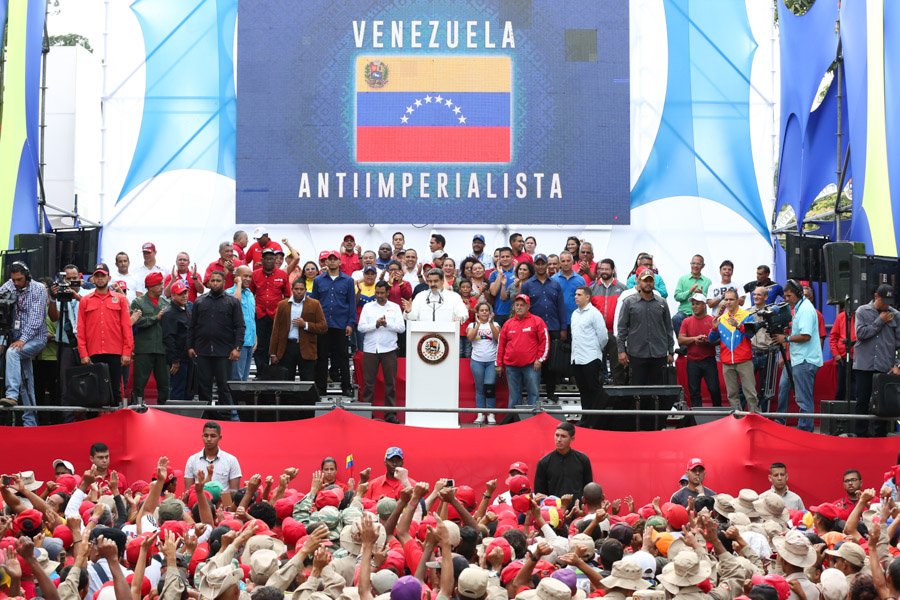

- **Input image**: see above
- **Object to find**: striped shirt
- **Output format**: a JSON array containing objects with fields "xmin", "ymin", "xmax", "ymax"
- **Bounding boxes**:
[{"xmin": 0, "ymin": 279, "xmax": 48, "ymax": 344}]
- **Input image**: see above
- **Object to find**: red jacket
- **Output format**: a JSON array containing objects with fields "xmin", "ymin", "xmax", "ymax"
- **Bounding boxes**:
[
  {"xmin": 76, "ymin": 290, "xmax": 135, "ymax": 357},
  {"xmin": 497, "ymin": 312, "xmax": 549, "ymax": 367},
  {"xmin": 246, "ymin": 241, "xmax": 283, "ymax": 269},
  {"xmin": 829, "ymin": 311, "xmax": 856, "ymax": 358}
]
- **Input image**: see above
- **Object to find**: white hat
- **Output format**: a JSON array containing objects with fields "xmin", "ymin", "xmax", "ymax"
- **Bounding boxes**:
[
  {"xmin": 34, "ymin": 548, "xmax": 60, "ymax": 575},
  {"xmin": 52, "ymin": 459, "xmax": 75, "ymax": 474},
  {"xmin": 690, "ymin": 293, "xmax": 707, "ymax": 303},
  {"xmin": 252, "ymin": 227, "xmax": 267, "ymax": 239},
  {"xmin": 19, "ymin": 471, "xmax": 43, "ymax": 492}
]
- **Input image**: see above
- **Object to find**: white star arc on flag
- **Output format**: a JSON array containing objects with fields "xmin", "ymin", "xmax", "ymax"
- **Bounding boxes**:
[{"xmin": 399, "ymin": 94, "xmax": 466, "ymax": 125}]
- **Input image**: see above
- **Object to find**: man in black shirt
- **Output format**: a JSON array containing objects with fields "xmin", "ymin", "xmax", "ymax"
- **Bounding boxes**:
[
  {"xmin": 188, "ymin": 271, "xmax": 244, "ymax": 420},
  {"xmin": 534, "ymin": 422, "xmax": 593, "ymax": 503}
]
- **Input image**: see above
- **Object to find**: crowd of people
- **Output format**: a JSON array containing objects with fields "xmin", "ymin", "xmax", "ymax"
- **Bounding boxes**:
[
  {"xmin": 1, "ymin": 230, "xmax": 899, "ymax": 433},
  {"xmin": 1, "ymin": 420, "xmax": 899, "ymax": 600}
]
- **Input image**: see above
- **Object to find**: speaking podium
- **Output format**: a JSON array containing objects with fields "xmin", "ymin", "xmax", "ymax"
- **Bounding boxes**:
[{"xmin": 405, "ymin": 321, "xmax": 460, "ymax": 428}]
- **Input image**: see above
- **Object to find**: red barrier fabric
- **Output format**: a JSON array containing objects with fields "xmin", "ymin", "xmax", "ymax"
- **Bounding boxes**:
[{"xmin": 2, "ymin": 409, "xmax": 898, "ymax": 507}]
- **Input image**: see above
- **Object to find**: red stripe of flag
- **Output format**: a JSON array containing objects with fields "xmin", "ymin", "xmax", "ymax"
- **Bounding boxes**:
[{"xmin": 357, "ymin": 127, "xmax": 510, "ymax": 163}]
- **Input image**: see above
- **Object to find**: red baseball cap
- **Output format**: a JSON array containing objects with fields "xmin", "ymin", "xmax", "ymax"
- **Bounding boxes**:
[
  {"xmin": 326, "ymin": 249, "xmax": 341, "ymax": 259},
  {"xmin": 318, "ymin": 250, "xmax": 330, "ymax": 261},
  {"xmin": 505, "ymin": 475, "xmax": 531, "ymax": 495},
  {"xmin": 637, "ymin": 266, "xmax": 655, "ymax": 280},
  {"xmin": 809, "ymin": 503, "xmax": 840, "ymax": 521},
  {"xmin": 508, "ymin": 461, "xmax": 529, "ymax": 475},
  {"xmin": 171, "ymin": 280, "xmax": 189, "ymax": 295},
  {"xmin": 686, "ymin": 457, "xmax": 705, "ymax": 471},
  {"xmin": 663, "ymin": 504, "xmax": 689, "ymax": 530},
  {"xmin": 343, "ymin": 234, "xmax": 355, "ymax": 242},
  {"xmin": 142, "ymin": 242, "xmax": 156, "ymax": 252},
  {"xmin": 514, "ymin": 293, "xmax": 530, "ymax": 305}
]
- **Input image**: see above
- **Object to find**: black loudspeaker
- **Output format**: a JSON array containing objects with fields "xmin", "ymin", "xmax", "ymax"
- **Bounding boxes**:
[
  {"xmin": 850, "ymin": 255, "xmax": 900, "ymax": 312},
  {"xmin": 820, "ymin": 400, "xmax": 854, "ymax": 435},
  {"xmin": 823, "ymin": 242, "xmax": 865, "ymax": 305},
  {"xmin": 54, "ymin": 227, "xmax": 100, "ymax": 274},
  {"xmin": 785, "ymin": 233, "xmax": 829, "ymax": 281},
  {"xmin": 872, "ymin": 374, "xmax": 900, "ymax": 418},
  {"xmin": 12, "ymin": 233, "xmax": 57, "ymax": 281}
]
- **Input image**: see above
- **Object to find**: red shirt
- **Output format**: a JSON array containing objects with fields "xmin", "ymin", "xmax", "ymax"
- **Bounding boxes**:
[
  {"xmin": 233, "ymin": 242, "xmax": 246, "ymax": 262},
  {"xmin": 387, "ymin": 280, "xmax": 413, "ymax": 307},
  {"xmin": 77, "ymin": 290, "xmax": 135, "ymax": 357},
  {"xmin": 246, "ymin": 241, "xmax": 284, "ymax": 269},
  {"xmin": 512, "ymin": 252, "xmax": 533, "ymax": 266},
  {"xmin": 364, "ymin": 474, "xmax": 417, "ymax": 500},
  {"xmin": 251, "ymin": 268, "xmax": 290, "ymax": 318},
  {"xmin": 340, "ymin": 251, "xmax": 362, "ymax": 276},
  {"xmin": 204, "ymin": 259, "xmax": 243, "ymax": 289},
  {"xmin": 165, "ymin": 272, "xmax": 201, "ymax": 301},
  {"xmin": 679, "ymin": 314, "xmax": 716, "ymax": 361},
  {"xmin": 460, "ymin": 296, "xmax": 477, "ymax": 335}
]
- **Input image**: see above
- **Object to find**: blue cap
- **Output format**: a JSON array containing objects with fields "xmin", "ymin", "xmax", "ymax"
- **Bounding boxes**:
[
  {"xmin": 363, "ymin": 265, "xmax": 377, "ymax": 274},
  {"xmin": 534, "ymin": 253, "xmax": 548, "ymax": 263},
  {"xmin": 473, "ymin": 234, "xmax": 485, "ymax": 242},
  {"xmin": 385, "ymin": 446, "xmax": 404, "ymax": 460}
]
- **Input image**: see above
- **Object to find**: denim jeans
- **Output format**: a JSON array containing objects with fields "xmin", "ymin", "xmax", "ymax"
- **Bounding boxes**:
[
  {"xmin": 5, "ymin": 337, "xmax": 47, "ymax": 427},
  {"xmin": 470, "ymin": 359, "xmax": 497, "ymax": 409},
  {"xmin": 232, "ymin": 346, "xmax": 253, "ymax": 381},
  {"xmin": 792, "ymin": 362, "xmax": 818, "ymax": 432},
  {"xmin": 506, "ymin": 365, "xmax": 540, "ymax": 407},
  {"xmin": 459, "ymin": 337, "xmax": 472, "ymax": 358}
]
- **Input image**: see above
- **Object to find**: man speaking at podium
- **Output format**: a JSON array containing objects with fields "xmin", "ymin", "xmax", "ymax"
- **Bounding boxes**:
[{"xmin": 402, "ymin": 268, "xmax": 468, "ymax": 323}]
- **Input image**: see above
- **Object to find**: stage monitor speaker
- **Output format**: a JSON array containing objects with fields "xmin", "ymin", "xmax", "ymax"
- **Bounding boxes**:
[
  {"xmin": 12, "ymin": 233, "xmax": 57, "ymax": 281},
  {"xmin": 820, "ymin": 400, "xmax": 854, "ymax": 436},
  {"xmin": 872, "ymin": 374, "xmax": 900, "ymax": 418},
  {"xmin": 53, "ymin": 227, "xmax": 100, "ymax": 275},
  {"xmin": 785, "ymin": 233, "xmax": 829, "ymax": 281},
  {"xmin": 823, "ymin": 242, "xmax": 865, "ymax": 305},
  {"xmin": 850, "ymin": 254, "xmax": 900, "ymax": 312}
]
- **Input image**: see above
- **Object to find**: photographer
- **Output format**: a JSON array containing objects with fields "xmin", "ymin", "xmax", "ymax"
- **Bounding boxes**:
[
  {"xmin": 49, "ymin": 264, "xmax": 85, "ymax": 409},
  {"xmin": 772, "ymin": 280, "xmax": 823, "ymax": 432},
  {"xmin": 749, "ymin": 286, "xmax": 778, "ymax": 412},
  {"xmin": 0, "ymin": 262, "xmax": 49, "ymax": 427}
]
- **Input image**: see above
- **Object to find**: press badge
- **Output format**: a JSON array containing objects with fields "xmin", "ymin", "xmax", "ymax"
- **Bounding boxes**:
[{"xmin": 13, "ymin": 320, "xmax": 20, "ymax": 330}]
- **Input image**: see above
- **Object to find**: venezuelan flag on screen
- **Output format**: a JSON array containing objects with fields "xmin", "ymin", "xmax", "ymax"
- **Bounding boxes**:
[{"xmin": 356, "ymin": 56, "xmax": 511, "ymax": 163}]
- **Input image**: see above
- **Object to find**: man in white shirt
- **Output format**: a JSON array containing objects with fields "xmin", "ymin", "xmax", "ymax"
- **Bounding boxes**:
[
  {"xmin": 132, "ymin": 242, "xmax": 169, "ymax": 296},
  {"xmin": 183, "ymin": 421, "xmax": 242, "ymax": 491},
  {"xmin": 113, "ymin": 252, "xmax": 138, "ymax": 301},
  {"xmin": 402, "ymin": 269, "xmax": 469, "ymax": 323},
  {"xmin": 571, "ymin": 286, "xmax": 609, "ymax": 429},
  {"xmin": 358, "ymin": 281, "xmax": 406, "ymax": 423},
  {"xmin": 402, "ymin": 248, "xmax": 422, "ymax": 286}
]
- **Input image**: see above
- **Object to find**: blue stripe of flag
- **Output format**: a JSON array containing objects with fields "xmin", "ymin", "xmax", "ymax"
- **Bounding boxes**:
[{"xmin": 357, "ymin": 92, "xmax": 510, "ymax": 127}]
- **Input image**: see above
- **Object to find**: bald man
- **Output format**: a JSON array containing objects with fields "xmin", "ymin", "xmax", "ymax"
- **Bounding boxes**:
[{"xmin": 227, "ymin": 265, "xmax": 257, "ymax": 380}]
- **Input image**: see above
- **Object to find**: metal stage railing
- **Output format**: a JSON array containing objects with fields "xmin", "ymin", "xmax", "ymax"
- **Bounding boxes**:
[{"xmin": 0, "ymin": 401, "xmax": 895, "ymax": 422}]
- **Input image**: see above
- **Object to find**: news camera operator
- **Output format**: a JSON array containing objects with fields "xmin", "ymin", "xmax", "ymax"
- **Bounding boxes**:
[
  {"xmin": 771, "ymin": 279, "xmax": 822, "ymax": 432},
  {"xmin": 48, "ymin": 264, "xmax": 85, "ymax": 408},
  {"xmin": 0, "ymin": 262, "xmax": 49, "ymax": 427},
  {"xmin": 853, "ymin": 284, "xmax": 900, "ymax": 437},
  {"xmin": 748, "ymin": 286, "xmax": 779, "ymax": 412}
]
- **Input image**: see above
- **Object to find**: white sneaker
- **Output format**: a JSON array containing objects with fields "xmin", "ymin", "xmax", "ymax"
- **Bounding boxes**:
[
  {"xmin": 474, "ymin": 413, "xmax": 485, "ymax": 424},
  {"xmin": 487, "ymin": 414, "xmax": 497, "ymax": 425}
]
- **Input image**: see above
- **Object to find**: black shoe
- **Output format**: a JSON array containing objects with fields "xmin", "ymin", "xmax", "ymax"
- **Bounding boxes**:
[{"xmin": 385, "ymin": 414, "xmax": 400, "ymax": 424}]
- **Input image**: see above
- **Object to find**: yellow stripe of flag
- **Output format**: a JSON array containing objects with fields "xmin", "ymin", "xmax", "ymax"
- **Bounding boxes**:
[{"xmin": 356, "ymin": 56, "xmax": 511, "ymax": 92}]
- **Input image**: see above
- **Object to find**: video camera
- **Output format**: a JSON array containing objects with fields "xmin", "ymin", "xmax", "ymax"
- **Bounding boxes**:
[
  {"xmin": 746, "ymin": 302, "xmax": 792, "ymax": 336},
  {"xmin": 54, "ymin": 271, "xmax": 79, "ymax": 300}
]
